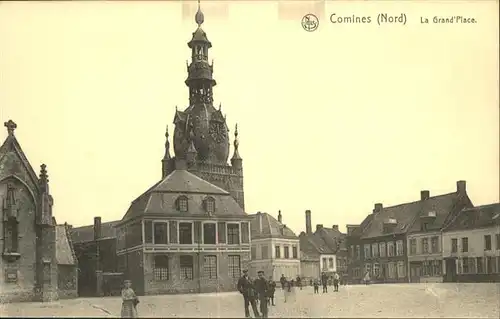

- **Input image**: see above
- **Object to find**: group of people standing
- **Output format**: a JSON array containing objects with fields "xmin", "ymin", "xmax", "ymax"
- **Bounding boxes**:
[
  {"xmin": 312, "ymin": 272, "xmax": 341, "ymax": 294},
  {"xmin": 237, "ymin": 270, "xmax": 276, "ymax": 318}
]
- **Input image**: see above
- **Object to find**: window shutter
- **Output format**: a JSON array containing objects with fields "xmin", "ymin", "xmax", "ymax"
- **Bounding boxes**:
[
  {"xmin": 194, "ymin": 221, "xmax": 202, "ymax": 244},
  {"xmin": 169, "ymin": 221, "xmax": 178, "ymax": 244},
  {"xmin": 241, "ymin": 222, "xmax": 249, "ymax": 244},
  {"xmin": 217, "ymin": 222, "xmax": 226, "ymax": 244}
]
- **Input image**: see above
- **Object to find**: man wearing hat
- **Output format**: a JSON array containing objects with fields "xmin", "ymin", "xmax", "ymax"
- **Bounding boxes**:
[
  {"xmin": 254, "ymin": 271, "xmax": 270, "ymax": 318},
  {"xmin": 237, "ymin": 270, "xmax": 260, "ymax": 318}
]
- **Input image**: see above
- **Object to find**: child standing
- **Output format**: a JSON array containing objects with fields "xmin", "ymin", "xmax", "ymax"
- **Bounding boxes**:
[{"xmin": 313, "ymin": 279, "xmax": 319, "ymax": 294}]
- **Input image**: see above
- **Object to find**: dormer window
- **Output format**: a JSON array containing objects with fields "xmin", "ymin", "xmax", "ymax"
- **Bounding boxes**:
[
  {"xmin": 176, "ymin": 196, "xmax": 189, "ymax": 212},
  {"xmin": 204, "ymin": 196, "xmax": 215, "ymax": 214},
  {"xmin": 427, "ymin": 211, "xmax": 436, "ymax": 217},
  {"xmin": 386, "ymin": 218, "xmax": 397, "ymax": 224}
]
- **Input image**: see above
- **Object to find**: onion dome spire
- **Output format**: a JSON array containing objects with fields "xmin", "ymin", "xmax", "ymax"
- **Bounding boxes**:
[
  {"xmin": 195, "ymin": 0, "xmax": 204, "ymax": 27},
  {"xmin": 163, "ymin": 125, "xmax": 171, "ymax": 160}
]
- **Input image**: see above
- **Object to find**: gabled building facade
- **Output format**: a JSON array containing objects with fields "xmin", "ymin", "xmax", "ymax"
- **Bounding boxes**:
[
  {"xmin": 0, "ymin": 120, "xmax": 77, "ymax": 302},
  {"xmin": 248, "ymin": 211, "xmax": 300, "ymax": 279},
  {"xmin": 299, "ymin": 210, "xmax": 344, "ymax": 282},
  {"xmin": 357, "ymin": 180, "xmax": 469, "ymax": 284},
  {"xmin": 442, "ymin": 203, "xmax": 500, "ymax": 283},
  {"xmin": 406, "ymin": 181, "xmax": 473, "ymax": 283}
]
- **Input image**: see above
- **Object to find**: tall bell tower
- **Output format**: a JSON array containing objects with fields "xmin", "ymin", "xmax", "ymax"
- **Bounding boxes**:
[{"xmin": 162, "ymin": 1, "xmax": 245, "ymax": 210}]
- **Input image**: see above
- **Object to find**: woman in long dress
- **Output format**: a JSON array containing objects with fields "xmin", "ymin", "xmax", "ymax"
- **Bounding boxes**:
[{"xmin": 121, "ymin": 280, "xmax": 139, "ymax": 318}]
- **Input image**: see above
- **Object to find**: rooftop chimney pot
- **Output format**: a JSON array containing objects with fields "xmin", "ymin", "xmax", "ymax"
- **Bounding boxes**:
[
  {"xmin": 316, "ymin": 224, "xmax": 323, "ymax": 232},
  {"xmin": 456, "ymin": 180, "xmax": 466, "ymax": 193},
  {"xmin": 374, "ymin": 203, "xmax": 383, "ymax": 213},
  {"xmin": 93, "ymin": 216, "xmax": 102, "ymax": 240},
  {"xmin": 421, "ymin": 190, "xmax": 430, "ymax": 200},
  {"xmin": 305, "ymin": 210, "xmax": 312, "ymax": 234}
]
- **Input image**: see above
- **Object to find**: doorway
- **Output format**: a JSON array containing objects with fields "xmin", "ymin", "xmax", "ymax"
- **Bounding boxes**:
[{"xmin": 444, "ymin": 258, "xmax": 457, "ymax": 282}]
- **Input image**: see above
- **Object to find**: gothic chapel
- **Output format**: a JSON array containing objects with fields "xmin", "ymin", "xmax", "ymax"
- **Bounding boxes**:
[{"xmin": 0, "ymin": 120, "xmax": 77, "ymax": 303}]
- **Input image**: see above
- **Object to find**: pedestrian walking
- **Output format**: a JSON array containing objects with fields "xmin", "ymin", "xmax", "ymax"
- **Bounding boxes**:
[
  {"xmin": 313, "ymin": 278, "xmax": 319, "ymax": 294},
  {"xmin": 254, "ymin": 271, "xmax": 269, "ymax": 318},
  {"xmin": 121, "ymin": 280, "xmax": 138, "ymax": 318},
  {"xmin": 237, "ymin": 270, "xmax": 260, "ymax": 318},
  {"xmin": 363, "ymin": 271, "xmax": 371, "ymax": 285},
  {"xmin": 280, "ymin": 274, "xmax": 286, "ymax": 290},
  {"xmin": 296, "ymin": 275, "xmax": 302, "ymax": 290},
  {"xmin": 321, "ymin": 272, "xmax": 328, "ymax": 293},
  {"xmin": 333, "ymin": 272, "xmax": 340, "ymax": 292},
  {"xmin": 267, "ymin": 276, "xmax": 276, "ymax": 306}
]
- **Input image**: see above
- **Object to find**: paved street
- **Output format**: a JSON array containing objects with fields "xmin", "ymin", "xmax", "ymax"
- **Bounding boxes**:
[{"xmin": 1, "ymin": 283, "xmax": 499, "ymax": 318}]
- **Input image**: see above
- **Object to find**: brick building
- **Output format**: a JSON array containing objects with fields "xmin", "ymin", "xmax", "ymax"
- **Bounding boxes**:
[
  {"xmin": 248, "ymin": 211, "xmax": 300, "ymax": 279},
  {"xmin": 299, "ymin": 210, "xmax": 345, "ymax": 283},
  {"xmin": 406, "ymin": 182, "xmax": 472, "ymax": 283},
  {"xmin": 442, "ymin": 203, "xmax": 500, "ymax": 283},
  {"xmin": 0, "ymin": 120, "xmax": 77, "ymax": 302},
  {"xmin": 345, "ymin": 218, "xmax": 374, "ymax": 284},
  {"xmin": 347, "ymin": 180, "xmax": 471, "ymax": 284},
  {"xmin": 116, "ymin": 169, "xmax": 251, "ymax": 295},
  {"xmin": 71, "ymin": 218, "xmax": 121, "ymax": 297}
]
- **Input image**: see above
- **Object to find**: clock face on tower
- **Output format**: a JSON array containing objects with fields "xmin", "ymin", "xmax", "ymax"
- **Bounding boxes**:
[{"xmin": 209, "ymin": 122, "xmax": 226, "ymax": 144}]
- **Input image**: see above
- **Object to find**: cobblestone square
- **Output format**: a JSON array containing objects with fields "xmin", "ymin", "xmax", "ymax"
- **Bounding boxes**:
[{"xmin": 1, "ymin": 283, "xmax": 499, "ymax": 318}]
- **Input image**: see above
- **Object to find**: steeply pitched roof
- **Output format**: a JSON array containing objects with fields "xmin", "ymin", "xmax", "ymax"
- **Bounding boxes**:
[
  {"xmin": 0, "ymin": 121, "xmax": 40, "ymax": 193},
  {"xmin": 349, "ymin": 214, "xmax": 374, "ymax": 238},
  {"xmin": 154, "ymin": 170, "xmax": 228, "ymax": 195},
  {"xmin": 249, "ymin": 212, "xmax": 298, "ymax": 239},
  {"xmin": 361, "ymin": 192, "xmax": 463, "ymax": 239},
  {"xmin": 299, "ymin": 226, "xmax": 345, "ymax": 256},
  {"xmin": 71, "ymin": 220, "xmax": 120, "ymax": 243},
  {"xmin": 442, "ymin": 203, "xmax": 500, "ymax": 232},
  {"xmin": 56, "ymin": 224, "xmax": 77, "ymax": 265},
  {"xmin": 121, "ymin": 169, "xmax": 245, "ymax": 222}
]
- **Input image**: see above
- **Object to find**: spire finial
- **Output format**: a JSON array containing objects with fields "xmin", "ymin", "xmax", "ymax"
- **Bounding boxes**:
[
  {"xmin": 219, "ymin": 103, "xmax": 222, "ymax": 111},
  {"xmin": 163, "ymin": 125, "xmax": 171, "ymax": 160},
  {"xmin": 233, "ymin": 124, "xmax": 240, "ymax": 154},
  {"xmin": 195, "ymin": 0, "xmax": 204, "ymax": 26},
  {"xmin": 39, "ymin": 164, "xmax": 49, "ymax": 183},
  {"xmin": 4, "ymin": 120, "xmax": 17, "ymax": 136}
]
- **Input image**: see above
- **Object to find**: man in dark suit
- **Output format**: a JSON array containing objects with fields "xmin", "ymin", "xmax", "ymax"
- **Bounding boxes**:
[
  {"xmin": 254, "ymin": 271, "xmax": 270, "ymax": 318},
  {"xmin": 321, "ymin": 272, "xmax": 328, "ymax": 293},
  {"xmin": 237, "ymin": 270, "xmax": 260, "ymax": 318}
]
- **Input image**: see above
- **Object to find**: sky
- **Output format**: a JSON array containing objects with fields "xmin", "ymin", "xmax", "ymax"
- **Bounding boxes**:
[{"xmin": 0, "ymin": 1, "xmax": 498, "ymax": 235}]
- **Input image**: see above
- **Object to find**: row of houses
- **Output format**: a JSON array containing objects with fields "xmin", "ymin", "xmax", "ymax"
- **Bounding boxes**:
[{"xmin": 345, "ymin": 181, "xmax": 500, "ymax": 284}]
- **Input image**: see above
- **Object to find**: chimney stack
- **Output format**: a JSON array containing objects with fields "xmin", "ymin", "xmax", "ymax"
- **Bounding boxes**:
[
  {"xmin": 373, "ymin": 203, "xmax": 383, "ymax": 213},
  {"xmin": 456, "ymin": 180, "xmax": 466, "ymax": 194},
  {"xmin": 316, "ymin": 224, "xmax": 323, "ymax": 232},
  {"xmin": 421, "ymin": 190, "xmax": 430, "ymax": 201},
  {"xmin": 94, "ymin": 216, "xmax": 102, "ymax": 240},
  {"xmin": 332, "ymin": 225, "xmax": 338, "ymax": 230},
  {"xmin": 278, "ymin": 210, "xmax": 282, "ymax": 223},
  {"xmin": 305, "ymin": 210, "xmax": 312, "ymax": 234}
]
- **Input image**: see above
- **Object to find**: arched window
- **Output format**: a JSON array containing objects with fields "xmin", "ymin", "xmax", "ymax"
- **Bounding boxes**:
[
  {"xmin": 176, "ymin": 196, "xmax": 189, "ymax": 212},
  {"xmin": 204, "ymin": 196, "xmax": 215, "ymax": 214}
]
